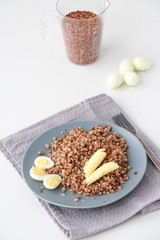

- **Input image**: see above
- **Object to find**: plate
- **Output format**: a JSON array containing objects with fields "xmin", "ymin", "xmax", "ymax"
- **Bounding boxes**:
[{"xmin": 22, "ymin": 120, "xmax": 147, "ymax": 209}]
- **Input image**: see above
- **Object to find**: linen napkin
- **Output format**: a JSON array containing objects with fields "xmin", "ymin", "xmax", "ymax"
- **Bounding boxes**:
[{"xmin": 1, "ymin": 93, "xmax": 160, "ymax": 240}]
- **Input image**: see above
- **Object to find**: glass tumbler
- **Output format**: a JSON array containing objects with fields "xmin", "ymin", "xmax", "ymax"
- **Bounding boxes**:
[{"xmin": 39, "ymin": 0, "xmax": 110, "ymax": 65}]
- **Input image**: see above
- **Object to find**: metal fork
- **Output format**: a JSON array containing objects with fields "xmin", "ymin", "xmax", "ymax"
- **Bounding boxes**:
[{"xmin": 112, "ymin": 113, "xmax": 160, "ymax": 171}]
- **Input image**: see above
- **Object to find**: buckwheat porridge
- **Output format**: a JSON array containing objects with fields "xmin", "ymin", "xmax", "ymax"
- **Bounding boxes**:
[{"xmin": 45, "ymin": 124, "xmax": 131, "ymax": 196}]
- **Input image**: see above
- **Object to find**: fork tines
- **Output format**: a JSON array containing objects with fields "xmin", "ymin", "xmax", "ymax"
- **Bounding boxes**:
[{"xmin": 112, "ymin": 113, "xmax": 136, "ymax": 134}]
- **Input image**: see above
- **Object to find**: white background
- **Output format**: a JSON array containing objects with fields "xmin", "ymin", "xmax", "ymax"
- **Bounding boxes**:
[{"xmin": 0, "ymin": 0, "xmax": 160, "ymax": 239}]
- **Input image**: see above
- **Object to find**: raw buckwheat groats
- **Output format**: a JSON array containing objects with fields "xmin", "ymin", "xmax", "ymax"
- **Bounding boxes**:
[{"xmin": 62, "ymin": 10, "xmax": 103, "ymax": 65}]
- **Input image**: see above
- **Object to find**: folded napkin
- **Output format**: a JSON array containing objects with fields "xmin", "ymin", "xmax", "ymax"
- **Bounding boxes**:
[{"xmin": 1, "ymin": 94, "xmax": 160, "ymax": 239}]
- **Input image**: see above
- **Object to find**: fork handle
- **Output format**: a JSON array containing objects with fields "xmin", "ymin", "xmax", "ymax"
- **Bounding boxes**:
[{"xmin": 136, "ymin": 135, "xmax": 160, "ymax": 171}]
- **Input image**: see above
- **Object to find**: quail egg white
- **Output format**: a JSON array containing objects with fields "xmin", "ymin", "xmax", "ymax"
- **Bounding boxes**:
[
  {"xmin": 107, "ymin": 73, "xmax": 123, "ymax": 89},
  {"xmin": 124, "ymin": 71, "xmax": 139, "ymax": 86},
  {"xmin": 119, "ymin": 59, "xmax": 134, "ymax": 74},
  {"xmin": 133, "ymin": 57, "xmax": 151, "ymax": 71},
  {"xmin": 34, "ymin": 156, "xmax": 54, "ymax": 170},
  {"xmin": 29, "ymin": 167, "xmax": 48, "ymax": 181},
  {"xmin": 43, "ymin": 174, "xmax": 62, "ymax": 190}
]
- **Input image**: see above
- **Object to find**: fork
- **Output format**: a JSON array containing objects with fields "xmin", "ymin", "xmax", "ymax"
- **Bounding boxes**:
[{"xmin": 112, "ymin": 113, "xmax": 160, "ymax": 171}]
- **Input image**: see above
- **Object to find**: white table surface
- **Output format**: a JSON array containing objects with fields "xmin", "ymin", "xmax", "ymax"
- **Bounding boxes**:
[{"xmin": 0, "ymin": 0, "xmax": 160, "ymax": 239}]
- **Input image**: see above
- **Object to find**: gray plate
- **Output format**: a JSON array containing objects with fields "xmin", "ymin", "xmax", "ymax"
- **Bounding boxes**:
[{"xmin": 22, "ymin": 120, "xmax": 147, "ymax": 209}]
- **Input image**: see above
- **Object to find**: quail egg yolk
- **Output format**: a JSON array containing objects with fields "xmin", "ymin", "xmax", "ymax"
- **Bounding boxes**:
[
  {"xmin": 32, "ymin": 167, "xmax": 46, "ymax": 176},
  {"xmin": 36, "ymin": 158, "xmax": 49, "ymax": 166},
  {"xmin": 46, "ymin": 177, "xmax": 61, "ymax": 187}
]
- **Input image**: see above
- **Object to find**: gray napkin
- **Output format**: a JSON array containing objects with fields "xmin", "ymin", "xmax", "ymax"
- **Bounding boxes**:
[{"xmin": 1, "ymin": 94, "xmax": 160, "ymax": 239}]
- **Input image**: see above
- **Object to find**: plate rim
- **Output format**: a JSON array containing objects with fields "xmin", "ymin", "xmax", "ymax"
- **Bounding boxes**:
[{"xmin": 21, "ymin": 120, "xmax": 147, "ymax": 209}]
